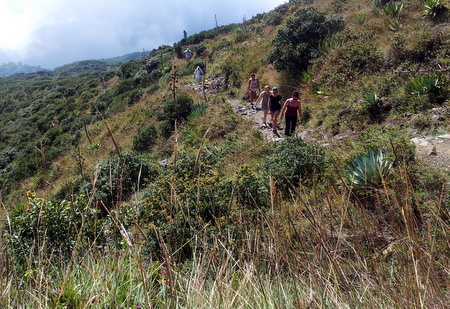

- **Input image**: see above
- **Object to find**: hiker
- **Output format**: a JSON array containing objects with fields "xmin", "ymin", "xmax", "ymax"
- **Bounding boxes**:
[
  {"xmin": 255, "ymin": 85, "xmax": 272, "ymax": 128},
  {"xmin": 268, "ymin": 87, "xmax": 283, "ymax": 133},
  {"xmin": 280, "ymin": 91, "xmax": 302, "ymax": 136},
  {"xmin": 193, "ymin": 66, "xmax": 204, "ymax": 85},
  {"xmin": 247, "ymin": 73, "xmax": 260, "ymax": 107},
  {"xmin": 183, "ymin": 48, "xmax": 193, "ymax": 62}
]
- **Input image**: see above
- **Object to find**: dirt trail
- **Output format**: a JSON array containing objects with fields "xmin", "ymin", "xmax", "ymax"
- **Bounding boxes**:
[
  {"xmin": 192, "ymin": 78, "xmax": 450, "ymax": 174},
  {"xmin": 228, "ymin": 99, "xmax": 288, "ymax": 142},
  {"xmin": 228, "ymin": 98, "xmax": 450, "ymax": 173}
]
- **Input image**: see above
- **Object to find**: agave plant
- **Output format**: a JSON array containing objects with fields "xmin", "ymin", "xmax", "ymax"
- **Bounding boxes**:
[
  {"xmin": 354, "ymin": 13, "xmax": 367, "ymax": 24},
  {"xmin": 347, "ymin": 148, "xmax": 393, "ymax": 190},
  {"xmin": 423, "ymin": 0, "xmax": 446, "ymax": 17},
  {"xmin": 406, "ymin": 75, "xmax": 440, "ymax": 95},
  {"xmin": 389, "ymin": 19, "xmax": 401, "ymax": 31},
  {"xmin": 384, "ymin": 2, "xmax": 404, "ymax": 16}
]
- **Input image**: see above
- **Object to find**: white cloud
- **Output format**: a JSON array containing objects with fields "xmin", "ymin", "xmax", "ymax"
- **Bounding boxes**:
[{"xmin": 0, "ymin": 0, "xmax": 286, "ymax": 69}]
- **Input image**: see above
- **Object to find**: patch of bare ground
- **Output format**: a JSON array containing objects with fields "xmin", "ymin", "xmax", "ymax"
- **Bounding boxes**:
[
  {"xmin": 193, "ymin": 76, "xmax": 450, "ymax": 174},
  {"xmin": 228, "ymin": 97, "xmax": 450, "ymax": 174}
]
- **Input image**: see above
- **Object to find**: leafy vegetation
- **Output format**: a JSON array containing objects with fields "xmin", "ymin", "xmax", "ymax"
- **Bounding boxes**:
[
  {"xmin": 1, "ymin": 0, "xmax": 450, "ymax": 307},
  {"xmin": 267, "ymin": 7, "xmax": 344, "ymax": 75},
  {"xmin": 347, "ymin": 148, "xmax": 393, "ymax": 190},
  {"xmin": 423, "ymin": 0, "xmax": 448, "ymax": 18}
]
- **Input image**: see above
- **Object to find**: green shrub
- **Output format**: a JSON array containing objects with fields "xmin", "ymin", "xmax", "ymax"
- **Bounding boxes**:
[
  {"xmin": 373, "ymin": 0, "xmax": 393, "ymax": 7},
  {"xmin": 383, "ymin": 2, "xmax": 404, "ymax": 16},
  {"xmin": 263, "ymin": 137, "xmax": 327, "ymax": 192},
  {"xmin": 233, "ymin": 164, "xmax": 269, "ymax": 209},
  {"xmin": 119, "ymin": 59, "xmax": 142, "ymax": 79},
  {"xmin": 3, "ymin": 193, "xmax": 104, "ymax": 266},
  {"xmin": 318, "ymin": 40, "xmax": 384, "ymax": 87},
  {"xmin": 213, "ymin": 39, "xmax": 233, "ymax": 53},
  {"xmin": 220, "ymin": 61, "xmax": 241, "ymax": 88},
  {"xmin": 352, "ymin": 126, "xmax": 416, "ymax": 165},
  {"xmin": 157, "ymin": 93, "xmax": 194, "ymax": 138},
  {"xmin": 264, "ymin": 11, "xmax": 283, "ymax": 25},
  {"xmin": 74, "ymin": 152, "xmax": 157, "ymax": 210},
  {"xmin": 407, "ymin": 75, "xmax": 440, "ymax": 95},
  {"xmin": 132, "ymin": 124, "xmax": 158, "ymax": 152},
  {"xmin": 337, "ymin": 41, "xmax": 384, "ymax": 76},
  {"xmin": 192, "ymin": 44, "xmax": 207, "ymax": 57},
  {"xmin": 0, "ymin": 147, "xmax": 17, "ymax": 169},
  {"xmin": 354, "ymin": 13, "xmax": 367, "ymax": 24},
  {"xmin": 406, "ymin": 75, "xmax": 448, "ymax": 109},
  {"xmin": 267, "ymin": 7, "xmax": 344, "ymax": 75},
  {"xmin": 234, "ymin": 32, "xmax": 251, "ymax": 44}
]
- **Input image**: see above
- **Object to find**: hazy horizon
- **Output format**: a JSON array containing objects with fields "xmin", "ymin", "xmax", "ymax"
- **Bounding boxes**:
[{"xmin": 0, "ymin": 0, "xmax": 286, "ymax": 70}]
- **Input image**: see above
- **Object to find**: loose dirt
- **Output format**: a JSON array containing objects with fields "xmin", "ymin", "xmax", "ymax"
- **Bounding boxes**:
[
  {"xmin": 192, "ymin": 77, "xmax": 450, "ymax": 174},
  {"xmin": 228, "ymin": 98, "xmax": 450, "ymax": 174}
]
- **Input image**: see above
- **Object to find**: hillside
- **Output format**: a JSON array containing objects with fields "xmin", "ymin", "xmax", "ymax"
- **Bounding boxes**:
[
  {"xmin": 1, "ymin": 0, "xmax": 450, "ymax": 307},
  {"xmin": 0, "ymin": 62, "xmax": 47, "ymax": 76}
]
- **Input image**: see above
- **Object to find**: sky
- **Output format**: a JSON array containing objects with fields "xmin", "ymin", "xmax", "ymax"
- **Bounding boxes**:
[{"xmin": 0, "ymin": 0, "xmax": 286, "ymax": 69}]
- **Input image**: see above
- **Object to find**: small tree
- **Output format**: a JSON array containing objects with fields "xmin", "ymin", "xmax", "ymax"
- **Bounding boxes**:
[
  {"xmin": 157, "ymin": 93, "xmax": 194, "ymax": 137},
  {"xmin": 267, "ymin": 7, "xmax": 344, "ymax": 76}
]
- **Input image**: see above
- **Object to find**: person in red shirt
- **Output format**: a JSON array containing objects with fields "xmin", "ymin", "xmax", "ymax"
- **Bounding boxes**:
[{"xmin": 280, "ymin": 91, "xmax": 302, "ymax": 136}]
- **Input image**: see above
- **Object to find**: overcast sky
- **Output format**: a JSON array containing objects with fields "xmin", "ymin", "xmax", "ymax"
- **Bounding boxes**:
[{"xmin": 0, "ymin": 0, "xmax": 286, "ymax": 69}]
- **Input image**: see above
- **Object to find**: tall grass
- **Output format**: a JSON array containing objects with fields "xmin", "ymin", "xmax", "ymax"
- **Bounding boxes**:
[{"xmin": 1, "ymin": 162, "xmax": 449, "ymax": 308}]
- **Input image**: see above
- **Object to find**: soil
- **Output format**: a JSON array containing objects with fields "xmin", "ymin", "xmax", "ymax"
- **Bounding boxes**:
[
  {"xmin": 228, "ymin": 98, "xmax": 450, "ymax": 174},
  {"xmin": 192, "ymin": 76, "xmax": 450, "ymax": 175}
]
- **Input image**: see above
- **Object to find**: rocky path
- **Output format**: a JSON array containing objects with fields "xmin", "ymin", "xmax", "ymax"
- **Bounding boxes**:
[
  {"xmin": 228, "ymin": 99, "xmax": 287, "ymax": 142},
  {"xmin": 192, "ymin": 77, "xmax": 450, "ymax": 174},
  {"xmin": 228, "ymin": 98, "xmax": 450, "ymax": 173},
  {"xmin": 411, "ymin": 134, "xmax": 450, "ymax": 173}
]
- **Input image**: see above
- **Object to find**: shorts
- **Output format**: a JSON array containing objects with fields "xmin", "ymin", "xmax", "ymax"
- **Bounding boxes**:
[{"xmin": 270, "ymin": 109, "xmax": 281, "ymax": 114}]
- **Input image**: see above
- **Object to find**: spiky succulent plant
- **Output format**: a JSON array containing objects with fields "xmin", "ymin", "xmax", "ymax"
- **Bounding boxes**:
[{"xmin": 347, "ymin": 148, "xmax": 393, "ymax": 189}]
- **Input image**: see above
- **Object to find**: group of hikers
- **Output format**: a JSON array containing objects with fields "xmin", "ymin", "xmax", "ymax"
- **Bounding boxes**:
[
  {"xmin": 248, "ymin": 73, "xmax": 302, "ymax": 137},
  {"xmin": 184, "ymin": 48, "xmax": 302, "ymax": 137}
]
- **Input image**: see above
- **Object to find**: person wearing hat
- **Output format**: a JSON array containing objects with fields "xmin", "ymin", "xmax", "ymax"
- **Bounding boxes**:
[
  {"xmin": 268, "ymin": 87, "xmax": 283, "ymax": 133},
  {"xmin": 280, "ymin": 91, "xmax": 302, "ymax": 136},
  {"xmin": 247, "ymin": 73, "xmax": 260, "ymax": 107},
  {"xmin": 184, "ymin": 48, "xmax": 193, "ymax": 62},
  {"xmin": 193, "ymin": 66, "xmax": 204, "ymax": 85}
]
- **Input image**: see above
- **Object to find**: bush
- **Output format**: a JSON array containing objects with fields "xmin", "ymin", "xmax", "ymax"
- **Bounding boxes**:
[
  {"xmin": 157, "ymin": 93, "xmax": 194, "ymax": 137},
  {"xmin": 4, "ymin": 193, "xmax": 104, "ymax": 266},
  {"xmin": 423, "ymin": 0, "xmax": 448, "ymax": 18},
  {"xmin": 0, "ymin": 147, "xmax": 17, "ymax": 169},
  {"xmin": 267, "ymin": 7, "xmax": 344, "ymax": 75},
  {"xmin": 352, "ymin": 126, "xmax": 416, "ymax": 165},
  {"xmin": 264, "ymin": 11, "xmax": 283, "ymax": 25},
  {"xmin": 74, "ymin": 152, "xmax": 157, "ymax": 210},
  {"xmin": 405, "ymin": 74, "xmax": 448, "ymax": 110},
  {"xmin": 133, "ymin": 124, "xmax": 158, "ymax": 152},
  {"xmin": 373, "ymin": 0, "xmax": 393, "ymax": 7},
  {"xmin": 316, "ymin": 40, "xmax": 384, "ymax": 87},
  {"xmin": 264, "ymin": 137, "xmax": 327, "ymax": 192}
]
